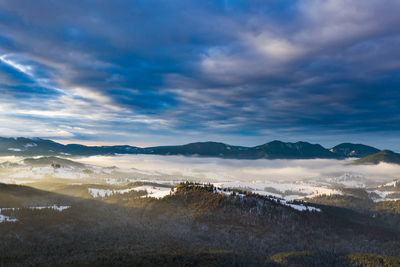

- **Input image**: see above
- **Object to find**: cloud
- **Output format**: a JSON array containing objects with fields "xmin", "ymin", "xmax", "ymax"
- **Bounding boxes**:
[
  {"xmin": 0, "ymin": 0, "xmax": 399, "ymax": 147},
  {"xmin": 74, "ymin": 155, "xmax": 400, "ymax": 184}
]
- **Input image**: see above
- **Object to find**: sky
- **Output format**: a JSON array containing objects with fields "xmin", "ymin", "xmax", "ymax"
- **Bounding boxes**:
[{"xmin": 0, "ymin": 0, "xmax": 399, "ymax": 149}]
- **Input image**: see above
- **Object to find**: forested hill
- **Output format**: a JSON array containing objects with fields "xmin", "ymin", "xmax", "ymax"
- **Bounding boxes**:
[{"xmin": 1, "ymin": 182, "xmax": 400, "ymax": 265}]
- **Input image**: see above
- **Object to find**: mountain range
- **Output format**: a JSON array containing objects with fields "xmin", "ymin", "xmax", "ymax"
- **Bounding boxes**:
[{"xmin": 0, "ymin": 137, "xmax": 392, "ymax": 162}]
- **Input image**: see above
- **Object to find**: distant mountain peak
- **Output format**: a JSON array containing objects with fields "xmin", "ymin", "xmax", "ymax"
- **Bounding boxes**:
[
  {"xmin": 330, "ymin": 143, "xmax": 380, "ymax": 158},
  {"xmin": 252, "ymin": 140, "xmax": 335, "ymax": 159}
]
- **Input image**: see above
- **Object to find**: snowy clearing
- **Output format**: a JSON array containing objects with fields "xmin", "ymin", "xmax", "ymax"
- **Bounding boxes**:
[{"xmin": 88, "ymin": 186, "xmax": 172, "ymax": 199}]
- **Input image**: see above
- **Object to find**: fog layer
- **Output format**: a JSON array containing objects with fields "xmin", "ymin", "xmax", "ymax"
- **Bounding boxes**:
[{"xmin": 74, "ymin": 155, "xmax": 400, "ymax": 184}]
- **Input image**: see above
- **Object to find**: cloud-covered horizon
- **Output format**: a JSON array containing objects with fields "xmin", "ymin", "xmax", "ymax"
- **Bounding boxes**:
[
  {"xmin": 73, "ymin": 154, "xmax": 400, "ymax": 185},
  {"xmin": 0, "ymin": 0, "xmax": 400, "ymax": 148}
]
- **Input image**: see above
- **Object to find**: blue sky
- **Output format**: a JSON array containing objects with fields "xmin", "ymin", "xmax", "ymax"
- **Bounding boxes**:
[{"xmin": 0, "ymin": 0, "xmax": 400, "ymax": 149}]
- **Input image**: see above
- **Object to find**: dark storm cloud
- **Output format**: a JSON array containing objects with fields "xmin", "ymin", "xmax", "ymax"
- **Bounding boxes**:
[{"xmin": 0, "ymin": 0, "xmax": 400, "ymax": 147}]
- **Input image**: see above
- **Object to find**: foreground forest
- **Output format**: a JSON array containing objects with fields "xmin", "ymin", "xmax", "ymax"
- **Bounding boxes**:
[{"xmin": 1, "ymin": 182, "xmax": 400, "ymax": 266}]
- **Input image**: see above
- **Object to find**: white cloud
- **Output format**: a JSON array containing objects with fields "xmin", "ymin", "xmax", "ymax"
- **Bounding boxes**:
[
  {"xmin": 246, "ymin": 32, "xmax": 303, "ymax": 61},
  {"xmin": 74, "ymin": 154, "xmax": 400, "ymax": 185},
  {"xmin": 0, "ymin": 54, "xmax": 33, "ymax": 76}
]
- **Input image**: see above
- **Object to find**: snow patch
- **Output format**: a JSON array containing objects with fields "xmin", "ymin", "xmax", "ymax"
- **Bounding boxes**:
[
  {"xmin": 136, "ymin": 186, "xmax": 172, "ymax": 199},
  {"xmin": 214, "ymin": 181, "xmax": 341, "ymax": 201},
  {"xmin": 213, "ymin": 184, "xmax": 320, "ymax": 212},
  {"xmin": 269, "ymin": 197, "xmax": 321, "ymax": 212},
  {"xmin": 29, "ymin": 205, "xmax": 71, "ymax": 211},
  {"xmin": 0, "ymin": 205, "xmax": 71, "ymax": 212},
  {"xmin": 0, "ymin": 214, "xmax": 18, "ymax": 223},
  {"xmin": 0, "ymin": 205, "xmax": 70, "ymax": 223},
  {"xmin": 88, "ymin": 186, "xmax": 172, "ymax": 199},
  {"xmin": 379, "ymin": 180, "xmax": 399, "ymax": 188},
  {"xmin": 367, "ymin": 190, "xmax": 400, "ymax": 202},
  {"xmin": 214, "ymin": 188, "xmax": 245, "ymax": 198},
  {"xmin": 24, "ymin": 143, "xmax": 37, "ymax": 148},
  {"xmin": 88, "ymin": 187, "xmax": 137, "ymax": 198}
]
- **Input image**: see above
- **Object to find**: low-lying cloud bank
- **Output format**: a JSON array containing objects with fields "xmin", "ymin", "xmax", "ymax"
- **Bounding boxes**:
[{"xmin": 74, "ymin": 155, "xmax": 400, "ymax": 185}]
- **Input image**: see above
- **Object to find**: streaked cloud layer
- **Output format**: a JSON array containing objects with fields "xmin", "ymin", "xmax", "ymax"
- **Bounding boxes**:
[{"xmin": 0, "ymin": 0, "xmax": 399, "ymax": 147}]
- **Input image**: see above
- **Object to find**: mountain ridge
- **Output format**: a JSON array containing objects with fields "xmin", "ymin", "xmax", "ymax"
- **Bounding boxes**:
[
  {"xmin": 330, "ymin": 143, "xmax": 380, "ymax": 158},
  {"xmin": 0, "ymin": 137, "xmax": 383, "ymax": 159}
]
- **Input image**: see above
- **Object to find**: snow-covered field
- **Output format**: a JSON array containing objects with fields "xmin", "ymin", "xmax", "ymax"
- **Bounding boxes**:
[
  {"xmin": 88, "ymin": 185, "xmax": 171, "ymax": 199},
  {"xmin": 135, "ymin": 186, "xmax": 172, "ymax": 198},
  {"xmin": 213, "ymin": 186, "xmax": 320, "ymax": 212},
  {"xmin": 214, "ymin": 181, "xmax": 342, "ymax": 201}
]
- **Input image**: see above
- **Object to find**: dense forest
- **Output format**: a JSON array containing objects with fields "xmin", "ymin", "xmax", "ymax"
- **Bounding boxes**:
[{"xmin": 0, "ymin": 182, "xmax": 400, "ymax": 266}]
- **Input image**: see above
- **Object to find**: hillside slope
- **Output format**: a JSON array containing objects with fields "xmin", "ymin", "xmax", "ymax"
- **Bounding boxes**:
[
  {"xmin": 353, "ymin": 150, "xmax": 400, "ymax": 165},
  {"xmin": 1, "ymin": 182, "xmax": 400, "ymax": 265}
]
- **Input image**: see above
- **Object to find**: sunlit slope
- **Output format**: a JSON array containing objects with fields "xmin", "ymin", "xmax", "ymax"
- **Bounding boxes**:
[
  {"xmin": 353, "ymin": 150, "xmax": 400, "ymax": 165},
  {"xmin": 0, "ymin": 183, "xmax": 76, "ymax": 207},
  {"xmin": 3, "ymin": 155, "xmax": 400, "ymax": 203}
]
